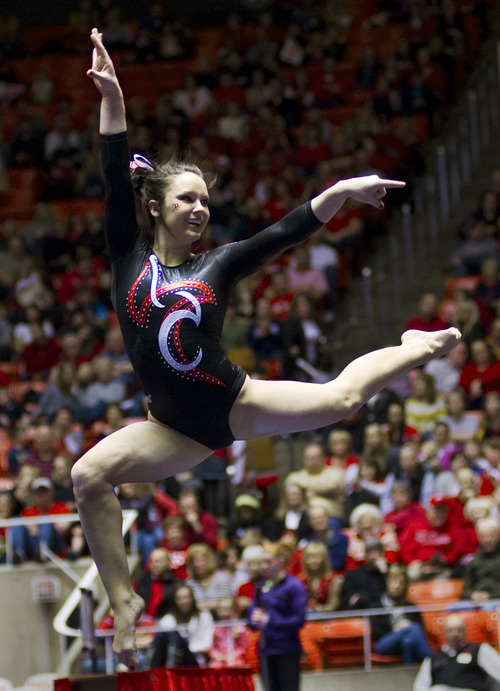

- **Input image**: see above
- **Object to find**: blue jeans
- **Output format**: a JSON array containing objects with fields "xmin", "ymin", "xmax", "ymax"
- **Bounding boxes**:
[
  {"xmin": 10, "ymin": 523, "xmax": 66, "ymax": 560},
  {"xmin": 374, "ymin": 623, "xmax": 431, "ymax": 664}
]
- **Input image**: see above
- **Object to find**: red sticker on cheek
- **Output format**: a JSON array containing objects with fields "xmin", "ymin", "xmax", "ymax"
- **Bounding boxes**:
[{"xmin": 173, "ymin": 203, "xmax": 180, "ymax": 209}]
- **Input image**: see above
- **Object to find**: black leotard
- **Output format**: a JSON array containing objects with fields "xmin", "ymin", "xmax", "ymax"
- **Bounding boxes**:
[{"xmin": 101, "ymin": 132, "xmax": 323, "ymax": 449}]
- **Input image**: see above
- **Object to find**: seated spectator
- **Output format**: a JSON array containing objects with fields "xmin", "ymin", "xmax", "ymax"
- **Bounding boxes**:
[
  {"xmin": 285, "ymin": 441, "xmax": 345, "ymax": 520},
  {"xmin": 285, "ymin": 245, "xmax": 329, "ymax": 305},
  {"xmin": 117, "ymin": 483, "xmax": 163, "ymax": 566},
  {"xmin": 246, "ymin": 297, "xmax": 283, "ymax": 377},
  {"xmin": 399, "ymin": 494, "xmax": 463, "ymax": 581},
  {"xmin": 281, "ymin": 292, "xmax": 331, "ymax": 381},
  {"xmin": 209, "ymin": 596, "xmax": 249, "ymax": 668},
  {"xmin": 344, "ymin": 457, "xmax": 387, "ymax": 515},
  {"xmin": 382, "ymin": 401, "xmax": 421, "ymax": 449},
  {"xmin": 371, "ymin": 564, "xmax": 431, "ymax": 664},
  {"xmin": 150, "ymin": 583, "xmax": 214, "ymax": 668},
  {"xmin": 10, "ymin": 463, "xmax": 39, "ymax": 514},
  {"xmin": 21, "ymin": 423, "xmax": 57, "ymax": 478},
  {"xmin": 325, "ymin": 428, "xmax": 359, "ymax": 470},
  {"xmin": 178, "ymin": 487, "xmax": 218, "ymax": 550},
  {"xmin": 159, "ymin": 516, "xmax": 190, "ymax": 580},
  {"xmin": 459, "ymin": 339, "xmax": 500, "ymax": 409},
  {"xmin": 299, "ymin": 541, "xmax": 342, "ymax": 613},
  {"xmin": 135, "ymin": 547, "xmax": 184, "ymax": 619},
  {"xmin": 402, "ymin": 292, "xmax": 450, "ymax": 334},
  {"xmin": 0, "ymin": 492, "xmax": 17, "ymax": 563},
  {"xmin": 12, "ymin": 477, "xmax": 70, "ymax": 561},
  {"xmin": 422, "ymin": 421, "xmax": 462, "ymax": 473},
  {"xmin": 486, "ymin": 317, "xmax": 500, "ymax": 361},
  {"xmin": 51, "ymin": 407, "xmax": 83, "ymax": 458},
  {"xmin": 51, "ymin": 452, "xmax": 75, "ymax": 509},
  {"xmin": 413, "ymin": 612, "xmax": 500, "ymax": 691},
  {"xmin": 274, "ymin": 482, "xmax": 311, "ymax": 541},
  {"xmin": 304, "ymin": 497, "xmax": 348, "ymax": 572},
  {"xmin": 218, "ymin": 544, "xmax": 248, "ymax": 596},
  {"xmin": 100, "ymin": 326, "xmax": 135, "ymax": 387},
  {"xmin": 79, "ymin": 356, "xmax": 127, "ymax": 423},
  {"xmin": 236, "ymin": 544, "xmax": 266, "ymax": 616},
  {"xmin": 443, "ymin": 389, "xmax": 481, "ymax": 443},
  {"xmin": 404, "ymin": 370, "xmax": 447, "ymax": 436},
  {"xmin": 383, "ymin": 480, "xmax": 426, "ymax": 536},
  {"xmin": 476, "ymin": 438, "xmax": 500, "ymax": 499},
  {"xmin": 340, "ymin": 539, "xmax": 389, "ymax": 610},
  {"xmin": 461, "ymin": 516, "xmax": 500, "ymax": 602},
  {"xmin": 265, "ymin": 269, "xmax": 295, "ymax": 322},
  {"xmin": 227, "ymin": 493, "xmax": 283, "ymax": 546},
  {"xmin": 345, "ymin": 503, "xmax": 399, "ymax": 569},
  {"xmin": 450, "ymin": 220, "xmax": 497, "ymax": 277},
  {"xmin": 22, "ymin": 324, "xmax": 61, "ymax": 380},
  {"xmin": 186, "ymin": 543, "xmax": 233, "ymax": 613},
  {"xmin": 424, "ymin": 341, "xmax": 469, "ymax": 394},
  {"xmin": 450, "ymin": 291, "xmax": 486, "ymax": 349},
  {"xmin": 476, "ymin": 391, "xmax": 500, "ymax": 441}
]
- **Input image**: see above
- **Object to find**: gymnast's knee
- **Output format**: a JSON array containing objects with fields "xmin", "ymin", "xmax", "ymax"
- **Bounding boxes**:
[
  {"xmin": 71, "ymin": 452, "xmax": 111, "ymax": 498},
  {"xmin": 328, "ymin": 381, "xmax": 364, "ymax": 417}
]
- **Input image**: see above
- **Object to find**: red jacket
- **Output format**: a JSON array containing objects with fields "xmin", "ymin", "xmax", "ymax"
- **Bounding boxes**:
[{"xmin": 399, "ymin": 516, "xmax": 462, "ymax": 565}]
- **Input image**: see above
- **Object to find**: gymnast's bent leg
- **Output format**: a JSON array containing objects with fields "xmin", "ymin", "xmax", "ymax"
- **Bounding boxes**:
[
  {"xmin": 71, "ymin": 421, "xmax": 211, "ymax": 670},
  {"xmin": 230, "ymin": 329, "xmax": 461, "ymax": 439}
]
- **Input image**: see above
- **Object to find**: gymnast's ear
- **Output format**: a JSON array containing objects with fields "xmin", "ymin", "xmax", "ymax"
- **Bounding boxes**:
[{"xmin": 149, "ymin": 199, "xmax": 160, "ymax": 217}]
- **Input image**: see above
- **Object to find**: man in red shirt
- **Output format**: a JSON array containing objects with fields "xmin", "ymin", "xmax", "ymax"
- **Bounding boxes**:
[
  {"xmin": 402, "ymin": 292, "xmax": 450, "ymax": 334},
  {"xmin": 399, "ymin": 494, "xmax": 463, "ymax": 581},
  {"xmin": 13, "ymin": 477, "xmax": 70, "ymax": 560},
  {"xmin": 177, "ymin": 488, "xmax": 218, "ymax": 550}
]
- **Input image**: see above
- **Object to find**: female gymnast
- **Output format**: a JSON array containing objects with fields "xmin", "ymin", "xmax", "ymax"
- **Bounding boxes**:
[{"xmin": 71, "ymin": 28, "xmax": 461, "ymax": 670}]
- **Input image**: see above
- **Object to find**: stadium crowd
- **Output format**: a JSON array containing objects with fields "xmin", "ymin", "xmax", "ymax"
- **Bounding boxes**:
[{"xmin": 0, "ymin": 0, "xmax": 500, "ymax": 675}]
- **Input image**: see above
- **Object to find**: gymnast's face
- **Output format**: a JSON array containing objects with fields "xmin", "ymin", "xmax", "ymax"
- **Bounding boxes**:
[{"xmin": 150, "ymin": 171, "xmax": 210, "ymax": 249}]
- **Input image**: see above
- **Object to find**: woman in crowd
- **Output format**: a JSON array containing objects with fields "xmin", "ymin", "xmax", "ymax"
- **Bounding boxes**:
[
  {"xmin": 149, "ymin": 583, "xmax": 214, "ymax": 668},
  {"xmin": 185, "ymin": 543, "xmax": 233, "ymax": 612},
  {"xmin": 299, "ymin": 540, "xmax": 342, "ymax": 612}
]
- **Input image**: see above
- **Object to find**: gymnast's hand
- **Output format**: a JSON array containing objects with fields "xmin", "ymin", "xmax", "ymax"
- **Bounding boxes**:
[
  {"xmin": 341, "ymin": 174, "xmax": 406, "ymax": 209},
  {"xmin": 87, "ymin": 27, "xmax": 121, "ymax": 96}
]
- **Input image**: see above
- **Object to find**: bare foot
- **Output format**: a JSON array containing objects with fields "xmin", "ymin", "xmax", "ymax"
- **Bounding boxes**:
[
  {"xmin": 112, "ymin": 592, "xmax": 145, "ymax": 671},
  {"xmin": 401, "ymin": 327, "xmax": 462, "ymax": 363}
]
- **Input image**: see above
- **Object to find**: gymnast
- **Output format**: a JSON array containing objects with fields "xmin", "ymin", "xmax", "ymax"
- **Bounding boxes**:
[{"xmin": 71, "ymin": 28, "xmax": 462, "ymax": 670}]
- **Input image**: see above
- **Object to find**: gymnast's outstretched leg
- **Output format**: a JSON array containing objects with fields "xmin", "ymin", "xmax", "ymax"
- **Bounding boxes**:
[
  {"xmin": 230, "ymin": 329, "xmax": 461, "ymax": 439},
  {"xmin": 71, "ymin": 421, "xmax": 211, "ymax": 670}
]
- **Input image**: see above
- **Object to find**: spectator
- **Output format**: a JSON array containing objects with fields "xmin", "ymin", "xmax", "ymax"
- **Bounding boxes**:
[
  {"xmin": 209, "ymin": 596, "xmax": 249, "ymax": 668},
  {"xmin": 325, "ymin": 428, "xmax": 359, "ymax": 469},
  {"xmin": 186, "ymin": 543, "xmax": 232, "ymax": 613},
  {"xmin": 177, "ymin": 487, "xmax": 218, "ymax": 550},
  {"xmin": 382, "ymin": 401, "xmax": 421, "ymax": 449},
  {"xmin": 249, "ymin": 541, "xmax": 308, "ymax": 691},
  {"xmin": 21, "ymin": 424, "xmax": 57, "ymax": 478},
  {"xmin": 12, "ymin": 477, "xmax": 70, "ymax": 561},
  {"xmin": 34, "ymin": 362, "xmax": 83, "ymax": 424},
  {"xmin": 246, "ymin": 297, "xmax": 284, "ymax": 377},
  {"xmin": 299, "ymin": 540, "xmax": 342, "ymax": 613},
  {"xmin": 459, "ymin": 339, "xmax": 500, "ymax": 409},
  {"xmin": 476, "ymin": 391, "xmax": 500, "ymax": 441},
  {"xmin": 285, "ymin": 245, "xmax": 329, "ymax": 305},
  {"xmin": 304, "ymin": 497, "xmax": 348, "ymax": 572},
  {"xmin": 281, "ymin": 291, "xmax": 332, "ymax": 381},
  {"xmin": 413, "ymin": 613, "xmax": 500, "ymax": 691},
  {"xmin": 461, "ymin": 516, "xmax": 500, "ymax": 602},
  {"xmin": 227, "ymin": 493, "xmax": 282, "ymax": 546},
  {"xmin": 340, "ymin": 539, "xmax": 388, "ymax": 610},
  {"xmin": 399, "ymin": 494, "xmax": 463, "ymax": 581},
  {"xmin": 150, "ymin": 583, "xmax": 214, "ymax": 668},
  {"xmin": 135, "ymin": 547, "xmax": 184, "ymax": 619},
  {"xmin": 450, "ymin": 220, "xmax": 498, "ymax": 277},
  {"xmin": 159, "ymin": 516, "xmax": 190, "ymax": 580},
  {"xmin": 218, "ymin": 544, "xmax": 248, "ymax": 596},
  {"xmin": 424, "ymin": 341, "xmax": 469, "ymax": 394},
  {"xmin": 51, "ymin": 407, "xmax": 83, "ymax": 458},
  {"xmin": 79, "ymin": 356, "xmax": 127, "ymax": 423},
  {"xmin": 345, "ymin": 503, "xmax": 399, "ymax": 569},
  {"xmin": 117, "ymin": 483, "xmax": 163, "ymax": 566},
  {"xmin": 236, "ymin": 544, "xmax": 266, "ymax": 616},
  {"xmin": 403, "ymin": 293, "xmax": 450, "ymax": 334},
  {"xmin": 404, "ymin": 370, "xmax": 447, "ymax": 436},
  {"xmin": 285, "ymin": 441, "xmax": 345, "ymax": 520},
  {"xmin": 371, "ymin": 564, "xmax": 431, "ymax": 664},
  {"xmin": 274, "ymin": 482, "xmax": 311, "ymax": 541},
  {"xmin": 443, "ymin": 389, "xmax": 481, "ymax": 443},
  {"xmin": 383, "ymin": 480, "xmax": 426, "ymax": 536},
  {"xmin": 51, "ymin": 452, "xmax": 75, "ymax": 509}
]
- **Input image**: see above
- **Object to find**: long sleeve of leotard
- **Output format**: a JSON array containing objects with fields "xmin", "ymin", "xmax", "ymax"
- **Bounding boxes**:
[
  {"xmin": 216, "ymin": 202, "xmax": 324, "ymax": 284},
  {"xmin": 100, "ymin": 131, "xmax": 141, "ymax": 261}
]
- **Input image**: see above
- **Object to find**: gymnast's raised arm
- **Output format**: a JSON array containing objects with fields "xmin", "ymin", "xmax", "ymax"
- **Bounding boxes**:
[{"xmin": 87, "ymin": 27, "xmax": 126, "ymax": 135}]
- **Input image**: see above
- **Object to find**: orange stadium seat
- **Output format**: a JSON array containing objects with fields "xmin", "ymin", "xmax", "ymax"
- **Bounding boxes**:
[
  {"xmin": 407, "ymin": 579, "xmax": 465, "ymax": 606},
  {"xmin": 315, "ymin": 618, "xmax": 367, "ymax": 669}
]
